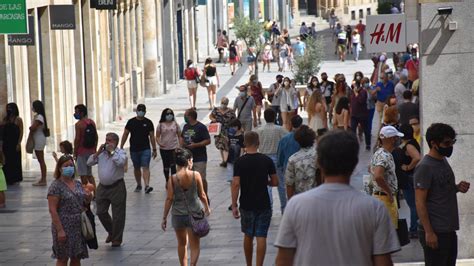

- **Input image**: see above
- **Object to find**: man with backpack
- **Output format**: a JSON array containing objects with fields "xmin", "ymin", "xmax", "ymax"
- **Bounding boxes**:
[
  {"xmin": 120, "ymin": 104, "xmax": 157, "ymax": 193},
  {"xmin": 74, "ymin": 104, "xmax": 98, "ymax": 188}
]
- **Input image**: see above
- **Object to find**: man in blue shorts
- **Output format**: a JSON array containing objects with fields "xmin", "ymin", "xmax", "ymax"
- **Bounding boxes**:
[
  {"xmin": 231, "ymin": 131, "xmax": 278, "ymax": 266},
  {"xmin": 120, "ymin": 104, "xmax": 157, "ymax": 193}
]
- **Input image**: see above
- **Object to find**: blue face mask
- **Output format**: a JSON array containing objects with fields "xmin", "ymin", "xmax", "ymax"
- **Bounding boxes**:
[
  {"xmin": 364, "ymin": 83, "xmax": 370, "ymax": 89},
  {"xmin": 228, "ymin": 127, "xmax": 237, "ymax": 136},
  {"xmin": 137, "ymin": 111, "xmax": 145, "ymax": 117},
  {"xmin": 74, "ymin": 113, "xmax": 81, "ymax": 120},
  {"xmin": 165, "ymin": 114, "xmax": 174, "ymax": 121},
  {"xmin": 62, "ymin": 166, "xmax": 75, "ymax": 178}
]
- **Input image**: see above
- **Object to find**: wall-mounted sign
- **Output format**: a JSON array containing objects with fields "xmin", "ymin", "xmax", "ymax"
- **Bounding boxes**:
[
  {"xmin": 365, "ymin": 14, "xmax": 407, "ymax": 53},
  {"xmin": 50, "ymin": 5, "xmax": 76, "ymax": 30},
  {"xmin": 0, "ymin": 0, "xmax": 27, "ymax": 34},
  {"xmin": 8, "ymin": 15, "xmax": 34, "ymax": 45},
  {"xmin": 91, "ymin": 0, "xmax": 117, "ymax": 10}
]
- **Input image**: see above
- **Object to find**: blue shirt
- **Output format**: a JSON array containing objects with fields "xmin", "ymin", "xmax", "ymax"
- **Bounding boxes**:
[
  {"xmin": 293, "ymin": 42, "xmax": 306, "ymax": 56},
  {"xmin": 276, "ymin": 132, "xmax": 300, "ymax": 170},
  {"xmin": 376, "ymin": 80, "xmax": 395, "ymax": 102}
]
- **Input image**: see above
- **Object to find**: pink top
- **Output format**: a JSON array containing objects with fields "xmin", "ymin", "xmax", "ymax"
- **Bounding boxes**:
[{"xmin": 157, "ymin": 121, "xmax": 180, "ymax": 150}]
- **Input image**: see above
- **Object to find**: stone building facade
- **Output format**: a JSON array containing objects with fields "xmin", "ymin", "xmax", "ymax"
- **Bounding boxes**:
[
  {"xmin": 0, "ymin": 0, "xmax": 198, "ymax": 170},
  {"xmin": 299, "ymin": 0, "xmax": 379, "ymax": 25}
]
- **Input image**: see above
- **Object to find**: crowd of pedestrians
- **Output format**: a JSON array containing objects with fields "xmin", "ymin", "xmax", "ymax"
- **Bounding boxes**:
[{"xmin": 0, "ymin": 17, "xmax": 470, "ymax": 266}]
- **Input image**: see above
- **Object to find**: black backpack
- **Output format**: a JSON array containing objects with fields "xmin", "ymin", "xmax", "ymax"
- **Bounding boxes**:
[{"xmin": 83, "ymin": 121, "xmax": 97, "ymax": 148}]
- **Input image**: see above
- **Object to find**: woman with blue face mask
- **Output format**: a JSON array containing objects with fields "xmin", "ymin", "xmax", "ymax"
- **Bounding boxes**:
[
  {"xmin": 47, "ymin": 155, "xmax": 93, "ymax": 265},
  {"xmin": 156, "ymin": 108, "xmax": 181, "ymax": 185}
]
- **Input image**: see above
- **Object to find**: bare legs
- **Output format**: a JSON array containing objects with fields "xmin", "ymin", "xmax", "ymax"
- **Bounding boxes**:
[
  {"xmin": 207, "ymin": 86, "xmax": 217, "ymax": 110},
  {"xmin": 33, "ymin": 150, "xmax": 47, "ymax": 185},
  {"xmin": 134, "ymin": 168, "xmax": 141, "ymax": 187},
  {"xmin": 281, "ymin": 111, "xmax": 293, "ymax": 131},
  {"xmin": 243, "ymin": 235, "xmax": 267, "ymax": 266},
  {"xmin": 253, "ymin": 105, "xmax": 262, "ymax": 127},
  {"xmin": 56, "ymin": 258, "xmax": 81, "ymax": 266},
  {"xmin": 230, "ymin": 63, "xmax": 236, "ymax": 75},
  {"xmin": 175, "ymin": 228, "xmax": 201, "ymax": 266},
  {"xmin": 188, "ymin": 87, "xmax": 197, "ymax": 109}
]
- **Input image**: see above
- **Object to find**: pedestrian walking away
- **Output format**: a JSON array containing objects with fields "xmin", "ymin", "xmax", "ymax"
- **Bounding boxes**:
[
  {"xmin": 120, "ymin": 104, "xmax": 157, "ymax": 193},
  {"xmin": 275, "ymin": 130, "xmax": 400, "ymax": 265},
  {"xmin": 184, "ymin": 60, "xmax": 200, "ymax": 110},
  {"xmin": 73, "ymin": 104, "xmax": 98, "ymax": 190},
  {"xmin": 256, "ymin": 108, "xmax": 288, "ymax": 213},
  {"xmin": 87, "ymin": 133, "xmax": 128, "ymax": 247},
  {"xmin": 180, "ymin": 109, "xmax": 211, "ymax": 202},
  {"xmin": 276, "ymin": 115, "xmax": 302, "ymax": 179},
  {"xmin": 415, "ymin": 123, "xmax": 469, "ymax": 266},
  {"xmin": 156, "ymin": 108, "xmax": 181, "ymax": 185},
  {"xmin": 231, "ymin": 131, "xmax": 278, "ymax": 266},
  {"xmin": 285, "ymin": 125, "xmax": 318, "ymax": 199},
  {"xmin": 162, "ymin": 148, "xmax": 211, "ymax": 266},
  {"xmin": 202, "ymin": 58, "xmax": 220, "ymax": 110}
]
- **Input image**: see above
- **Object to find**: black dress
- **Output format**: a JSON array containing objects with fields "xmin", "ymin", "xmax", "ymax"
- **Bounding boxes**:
[{"xmin": 3, "ymin": 121, "xmax": 23, "ymax": 184}]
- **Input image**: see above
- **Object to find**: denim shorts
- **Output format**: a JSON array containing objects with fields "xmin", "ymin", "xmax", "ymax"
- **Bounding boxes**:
[
  {"xmin": 240, "ymin": 209, "xmax": 272, "ymax": 238},
  {"xmin": 130, "ymin": 149, "xmax": 151, "ymax": 169}
]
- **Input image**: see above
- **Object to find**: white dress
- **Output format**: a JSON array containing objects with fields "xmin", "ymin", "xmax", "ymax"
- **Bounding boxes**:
[
  {"xmin": 308, "ymin": 113, "xmax": 325, "ymax": 132},
  {"xmin": 33, "ymin": 114, "xmax": 46, "ymax": 150}
]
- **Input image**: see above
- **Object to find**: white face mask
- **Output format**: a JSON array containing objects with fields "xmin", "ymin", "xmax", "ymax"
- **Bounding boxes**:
[{"xmin": 284, "ymin": 81, "xmax": 290, "ymax": 86}]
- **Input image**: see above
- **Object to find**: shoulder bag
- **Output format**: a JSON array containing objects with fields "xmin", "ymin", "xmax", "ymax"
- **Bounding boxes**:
[
  {"xmin": 176, "ymin": 172, "xmax": 210, "ymax": 238},
  {"xmin": 71, "ymin": 180, "xmax": 95, "ymax": 241},
  {"xmin": 25, "ymin": 133, "xmax": 34, "ymax": 154},
  {"xmin": 237, "ymin": 97, "xmax": 250, "ymax": 119}
]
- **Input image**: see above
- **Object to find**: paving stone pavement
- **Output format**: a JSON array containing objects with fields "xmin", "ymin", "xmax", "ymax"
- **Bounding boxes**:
[{"xmin": 2, "ymin": 19, "xmax": 462, "ymax": 265}]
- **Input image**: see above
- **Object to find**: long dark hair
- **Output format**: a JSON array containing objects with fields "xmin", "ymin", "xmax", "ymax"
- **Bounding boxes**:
[
  {"xmin": 5, "ymin": 102, "xmax": 20, "ymax": 122},
  {"xmin": 335, "ymin": 97, "xmax": 350, "ymax": 115},
  {"xmin": 32, "ymin": 100, "xmax": 49, "ymax": 134},
  {"xmin": 159, "ymin": 108, "xmax": 175, "ymax": 123}
]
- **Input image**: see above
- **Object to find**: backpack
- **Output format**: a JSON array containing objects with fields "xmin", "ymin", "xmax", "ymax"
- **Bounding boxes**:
[
  {"xmin": 83, "ymin": 120, "xmax": 97, "ymax": 148},
  {"xmin": 184, "ymin": 68, "xmax": 197, "ymax": 80},
  {"xmin": 229, "ymin": 48, "xmax": 236, "ymax": 59}
]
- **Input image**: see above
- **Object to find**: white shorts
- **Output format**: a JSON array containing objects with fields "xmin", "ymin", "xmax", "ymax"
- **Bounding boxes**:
[
  {"xmin": 208, "ymin": 76, "xmax": 217, "ymax": 86},
  {"xmin": 187, "ymin": 80, "xmax": 197, "ymax": 89},
  {"xmin": 33, "ymin": 133, "xmax": 46, "ymax": 151}
]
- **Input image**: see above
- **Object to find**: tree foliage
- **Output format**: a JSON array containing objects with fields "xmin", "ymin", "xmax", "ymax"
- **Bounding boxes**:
[
  {"xmin": 233, "ymin": 16, "xmax": 263, "ymax": 49},
  {"xmin": 232, "ymin": 15, "xmax": 265, "ymax": 77},
  {"xmin": 292, "ymin": 37, "xmax": 324, "ymax": 85}
]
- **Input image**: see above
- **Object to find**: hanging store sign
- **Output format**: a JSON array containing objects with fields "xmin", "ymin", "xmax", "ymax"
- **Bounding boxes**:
[
  {"xmin": 0, "ymin": 0, "xmax": 28, "ymax": 34},
  {"xmin": 365, "ymin": 14, "xmax": 407, "ymax": 53},
  {"xmin": 8, "ymin": 16, "xmax": 34, "ymax": 45},
  {"xmin": 50, "ymin": 5, "xmax": 76, "ymax": 30},
  {"xmin": 91, "ymin": 0, "xmax": 117, "ymax": 10}
]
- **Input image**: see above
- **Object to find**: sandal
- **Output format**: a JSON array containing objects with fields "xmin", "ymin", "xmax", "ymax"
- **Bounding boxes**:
[{"xmin": 32, "ymin": 181, "xmax": 47, "ymax": 186}]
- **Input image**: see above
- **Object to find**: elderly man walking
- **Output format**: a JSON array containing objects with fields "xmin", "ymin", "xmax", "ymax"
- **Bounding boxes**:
[{"xmin": 87, "ymin": 132, "xmax": 128, "ymax": 247}]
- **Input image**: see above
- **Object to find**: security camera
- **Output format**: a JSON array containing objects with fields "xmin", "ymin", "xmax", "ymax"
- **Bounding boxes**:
[{"xmin": 437, "ymin": 7, "xmax": 453, "ymax": 15}]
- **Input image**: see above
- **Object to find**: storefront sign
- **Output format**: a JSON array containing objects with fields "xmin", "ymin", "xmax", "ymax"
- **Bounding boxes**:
[
  {"xmin": 0, "ymin": 0, "xmax": 27, "ymax": 34},
  {"xmin": 365, "ymin": 14, "xmax": 407, "ymax": 53},
  {"xmin": 50, "ymin": 5, "xmax": 76, "ymax": 30},
  {"xmin": 8, "ymin": 16, "xmax": 34, "ymax": 45},
  {"xmin": 90, "ymin": 0, "xmax": 117, "ymax": 10}
]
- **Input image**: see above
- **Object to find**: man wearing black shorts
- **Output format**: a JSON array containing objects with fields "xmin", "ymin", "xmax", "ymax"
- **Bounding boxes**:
[
  {"xmin": 120, "ymin": 104, "xmax": 157, "ymax": 193},
  {"xmin": 231, "ymin": 131, "xmax": 278, "ymax": 266}
]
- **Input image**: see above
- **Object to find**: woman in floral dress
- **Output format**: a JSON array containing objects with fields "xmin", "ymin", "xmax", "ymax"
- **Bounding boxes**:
[
  {"xmin": 47, "ymin": 155, "xmax": 91, "ymax": 265},
  {"xmin": 209, "ymin": 97, "xmax": 236, "ymax": 167}
]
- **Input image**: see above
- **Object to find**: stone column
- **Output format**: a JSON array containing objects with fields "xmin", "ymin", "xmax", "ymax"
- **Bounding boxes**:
[
  {"xmin": 0, "ymin": 36, "xmax": 7, "ymax": 118},
  {"xmin": 143, "ymin": 0, "xmax": 159, "ymax": 97},
  {"xmin": 405, "ymin": 0, "xmax": 417, "ymax": 21},
  {"xmin": 74, "ymin": 0, "xmax": 86, "ymax": 104},
  {"xmin": 419, "ymin": 2, "xmax": 474, "ymax": 258}
]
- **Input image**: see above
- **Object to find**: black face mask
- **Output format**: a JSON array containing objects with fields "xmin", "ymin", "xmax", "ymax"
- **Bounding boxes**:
[
  {"xmin": 277, "ymin": 79, "xmax": 283, "ymax": 84},
  {"xmin": 436, "ymin": 146, "xmax": 453, "ymax": 158},
  {"xmin": 6, "ymin": 109, "xmax": 12, "ymax": 116}
]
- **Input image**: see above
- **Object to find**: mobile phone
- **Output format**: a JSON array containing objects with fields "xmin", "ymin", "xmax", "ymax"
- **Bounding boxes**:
[{"xmin": 287, "ymin": 105, "xmax": 291, "ymax": 112}]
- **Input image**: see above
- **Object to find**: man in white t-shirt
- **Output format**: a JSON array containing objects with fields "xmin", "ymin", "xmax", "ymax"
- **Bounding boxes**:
[{"xmin": 275, "ymin": 130, "xmax": 400, "ymax": 265}]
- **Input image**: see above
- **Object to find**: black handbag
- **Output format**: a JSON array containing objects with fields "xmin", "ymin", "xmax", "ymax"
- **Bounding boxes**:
[
  {"xmin": 85, "ymin": 209, "xmax": 98, "ymax": 249},
  {"xmin": 397, "ymin": 219, "xmax": 410, "ymax": 246}
]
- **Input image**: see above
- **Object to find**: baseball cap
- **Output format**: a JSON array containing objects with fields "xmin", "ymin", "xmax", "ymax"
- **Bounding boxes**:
[{"xmin": 380, "ymin": 126, "xmax": 404, "ymax": 139}]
